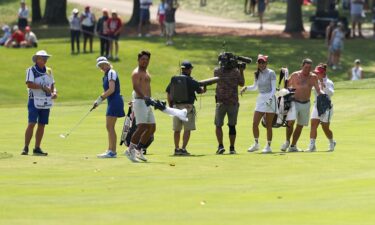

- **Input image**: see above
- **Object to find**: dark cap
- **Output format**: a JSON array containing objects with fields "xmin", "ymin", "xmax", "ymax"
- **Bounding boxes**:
[{"xmin": 181, "ymin": 61, "xmax": 193, "ymax": 69}]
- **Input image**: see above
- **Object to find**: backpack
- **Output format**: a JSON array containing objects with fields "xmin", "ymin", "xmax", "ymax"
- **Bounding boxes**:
[{"xmin": 170, "ymin": 75, "xmax": 189, "ymax": 103}]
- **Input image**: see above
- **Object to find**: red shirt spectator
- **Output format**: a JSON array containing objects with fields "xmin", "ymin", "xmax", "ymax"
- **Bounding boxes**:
[
  {"xmin": 107, "ymin": 16, "xmax": 122, "ymax": 36},
  {"xmin": 11, "ymin": 29, "xmax": 25, "ymax": 44}
]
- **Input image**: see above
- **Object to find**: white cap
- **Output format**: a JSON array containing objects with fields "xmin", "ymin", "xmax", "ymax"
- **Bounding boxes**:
[
  {"xmin": 111, "ymin": 9, "xmax": 117, "ymax": 14},
  {"xmin": 72, "ymin": 8, "xmax": 79, "ymax": 14},
  {"xmin": 13, "ymin": 25, "xmax": 19, "ymax": 31},
  {"xmin": 354, "ymin": 59, "xmax": 361, "ymax": 64},
  {"xmin": 96, "ymin": 56, "xmax": 110, "ymax": 68},
  {"xmin": 32, "ymin": 50, "xmax": 51, "ymax": 63},
  {"xmin": 2, "ymin": 25, "xmax": 10, "ymax": 32}
]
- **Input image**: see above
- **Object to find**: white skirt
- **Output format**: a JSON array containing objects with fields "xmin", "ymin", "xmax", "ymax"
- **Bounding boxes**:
[{"xmin": 255, "ymin": 93, "xmax": 279, "ymax": 114}]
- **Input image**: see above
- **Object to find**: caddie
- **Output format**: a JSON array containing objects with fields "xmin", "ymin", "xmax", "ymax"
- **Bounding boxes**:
[
  {"xmin": 165, "ymin": 61, "xmax": 206, "ymax": 156},
  {"xmin": 22, "ymin": 50, "xmax": 57, "ymax": 156}
]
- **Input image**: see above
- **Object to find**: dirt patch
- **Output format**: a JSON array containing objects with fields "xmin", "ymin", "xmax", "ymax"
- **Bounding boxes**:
[{"xmin": 123, "ymin": 22, "xmax": 309, "ymax": 39}]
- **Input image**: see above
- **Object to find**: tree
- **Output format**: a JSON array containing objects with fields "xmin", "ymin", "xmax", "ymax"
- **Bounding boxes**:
[
  {"xmin": 43, "ymin": 0, "xmax": 68, "ymax": 25},
  {"xmin": 31, "ymin": 0, "xmax": 42, "ymax": 23},
  {"xmin": 127, "ymin": 0, "xmax": 140, "ymax": 26},
  {"xmin": 284, "ymin": 0, "xmax": 304, "ymax": 33}
]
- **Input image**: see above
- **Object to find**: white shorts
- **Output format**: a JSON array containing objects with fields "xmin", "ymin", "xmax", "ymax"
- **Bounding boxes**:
[
  {"xmin": 311, "ymin": 103, "xmax": 333, "ymax": 123},
  {"xmin": 133, "ymin": 99, "xmax": 155, "ymax": 125},
  {"xmin": 255, "ymin": 93, "xmax": 279, "ymax": 114},
  {"xmin": 286, "ymin": 101, "xmax": 311, "ymax": 126}
]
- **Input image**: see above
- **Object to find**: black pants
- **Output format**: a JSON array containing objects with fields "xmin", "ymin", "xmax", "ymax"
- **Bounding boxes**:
[
  {"xmin": 82, "ymin": 25, "xmax": 94, "ymax": 52},
  {"xmin": 18, "ymin": 18, "xmax": 28, "ymax": 30},
  {"xmin": 100, "ymin": 35, "xmax": 110, "ymax": 57},
  {"xmin": 70, "ymin": 30, "xmax": 80, "ymax": 53}
]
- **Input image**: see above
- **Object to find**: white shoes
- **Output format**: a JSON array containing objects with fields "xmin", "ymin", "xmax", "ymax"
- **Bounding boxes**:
[
  {"xmin": 305, "ymin": 144, "xmax": 316, "ymax": 152},
  {"xmin": 280, "ymin": 141, "xmax": 290, "ymax": 152},
  {"xmin": 97, "ymin": 150, "xmax": 117, "ymax": 158},
  {"xmin": 247, "ymin": 143, "xmax": 260, "ymax": 152},
  {"xmin": 262, "ymin": 146, "xmax": 272, "ymax": 154},
  {"xmin": 328, "ymin": 141, "xmax": 336, "ymax": 152},
  {"xmin": 124, "ymin": 148, "xmax": 139, "ymax": 162},
  {"xmin": 288, "ymin": 146, "xmax": 300, "ymax": 152},
  {"xmin": 135, "ymin": 149, "xmax": 147, "ymax": 162}
]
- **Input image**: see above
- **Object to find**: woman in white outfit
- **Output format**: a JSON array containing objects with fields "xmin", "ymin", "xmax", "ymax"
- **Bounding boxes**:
[
  {"xmin": 306, "ymin": 64, "xmax": 336, "ymax": 152},
  {"xmin": 240, "ymin": 54, "xmax": 278, "ymax": 153},
  {"xmin": 350, "ymin": 59, "xmax": 363, "ymax": 80}
]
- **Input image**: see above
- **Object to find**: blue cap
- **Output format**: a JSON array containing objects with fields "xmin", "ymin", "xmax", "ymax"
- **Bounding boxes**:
[{"xmin": 181, "ymin": 61, "xmax": 193, "ymax": 69}]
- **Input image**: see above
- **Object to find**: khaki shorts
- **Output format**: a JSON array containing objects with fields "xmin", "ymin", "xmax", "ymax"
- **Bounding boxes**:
[
  {"xmin": 214, "ymin": 103, "xmax": 239, "ymax": 127},
  {"xmin": 165, "ymin": 22, "xmax": 175, "ymax": 36},
  {"xmin": 133, "ymin": 99, "xmax": 155, "ymax": 125},
  {"xmin": 286, "ymin": 101, "xmax": 310, "ymax": 126},
  {"xmin": 173, "ymin": 104, "xmax": 195, "ymax": 131}
]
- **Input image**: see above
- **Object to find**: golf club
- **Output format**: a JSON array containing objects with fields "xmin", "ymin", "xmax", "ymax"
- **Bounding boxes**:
[{"xmin": 60, "ymin": 106, "xmax": 94, "ymax": 139}]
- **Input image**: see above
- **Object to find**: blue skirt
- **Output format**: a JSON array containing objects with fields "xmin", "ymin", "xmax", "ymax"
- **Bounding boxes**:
[{"xmin": 106, "ymin": 95, "xmax": 125, "ymax": 117}]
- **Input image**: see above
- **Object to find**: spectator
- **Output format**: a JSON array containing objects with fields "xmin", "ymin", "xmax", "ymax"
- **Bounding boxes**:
[
  {"xmin": 21, "ymin": 26, "xmax": 38, "ymax": 48},
  {"xmin": 80, "ymin": 6, "xmax": 96, "ymax": 53},
  {"xmin": 157, "ymin": 0, "xmax": 166, "ymax": 36},
  {"xmin": 245, "ymin": 0, "xmax": 256, "ymax": 16},
  {"xmin": 325, "ymin": 21, "xmax": 335, "ymax": 66},
  {"xmin": 200, "ymin": 0, "xmax": 207, "ymax": 6},
  {"xmin": 165, "ymin": 0, "xmax": 178, "ymax": 45},
  {"xmin": 372, "ymin": 3, "xmax": 375, "ymax": 38},
  {"xmin": 350, "ymin": 0, "xmax": 365, "ymax": 38},
  {"xmin": 350, "ymin": 59, "xmax": 364, "ymax": 80},
  {"xmin": 108, "ymin": 10, "xmax": 122, "ymax": 61},
  {"xmin": 138, "ymin": 0, "xmax": 153, "ymax": 37},
  {"xmin": 5, "ymin": 25, "xmax": 25, "ymax": 48},
  {"xmin": 257, "ymin": 0, "xmax": 268, "ymax": 30},
  {"xmin": 18, "ymin": 0, "xmax": 29, "ymax": 30},
  {"xmin": 96, "ymin": 8, "xmax": 110, "ymax": 58},
  {"xmin": 69, "ymin": 8, "xmax": 81, "ymax": 54},
  {"xmin": 0, "ymin": 25, "xmax": 11, "ymax": 46},
  {"xmin": 330, "ymin": 22, "xmax": 345, "ymax": 70}
]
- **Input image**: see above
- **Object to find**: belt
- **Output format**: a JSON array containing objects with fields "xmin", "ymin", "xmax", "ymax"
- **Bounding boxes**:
[
  {"xmin": 134, "ymin": 97, "xmax": 144, "ymax": 99},
  {"xmin": 294, "ymin": 99, "xmax": 310, "ymax": 104}
]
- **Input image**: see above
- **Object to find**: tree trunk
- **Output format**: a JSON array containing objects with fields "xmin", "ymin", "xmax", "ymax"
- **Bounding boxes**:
[
  {"xmin": 43, "ymin": 0, "xmax": 68, "ymax": 25},
  {"xmin": 284, "ymin": 0, "xmax": 304, "ymax": 32},
  {"xmin": 32, "ymin": 0, "xmax": 42, "ymax": 23},
  {"xmin": 127, "ymin": 0, "xmax": 140, "ymax": 26}
]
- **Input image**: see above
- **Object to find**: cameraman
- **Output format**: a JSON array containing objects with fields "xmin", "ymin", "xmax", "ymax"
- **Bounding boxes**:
[
  {"xmin": 166, "ymin": 61, "xmax": 206, "ymax": 156},
  {"xmin": 214, "ymin": 53, "xmax": 245, "ymax": 154}
]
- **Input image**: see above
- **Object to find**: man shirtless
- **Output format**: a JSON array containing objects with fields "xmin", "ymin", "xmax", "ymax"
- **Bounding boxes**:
[
  {"xmin": 281, "ymin": 58, "xmax": 323, "ymax": 152},
  {"xmin": 125, "ymin": 50, "xmax": 155, "ymax": 162}
]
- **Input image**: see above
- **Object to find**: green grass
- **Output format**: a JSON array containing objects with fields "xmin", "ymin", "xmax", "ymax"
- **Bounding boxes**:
[
  {"xmin": 1, "ymin": 88, "xmax": 375, "ymax": 225},
  {"xmin": 0, "ymin": 36, "xmax": 374, "ymax": 105},
  {"xmin": 1, "ymin": 35, "xmax": 375, "ymax": 224}
]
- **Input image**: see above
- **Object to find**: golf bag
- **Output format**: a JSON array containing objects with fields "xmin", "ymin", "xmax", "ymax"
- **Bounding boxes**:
[{"xmin": 119, "ymin": 106, "xmax": 154, "ymax": 148}]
